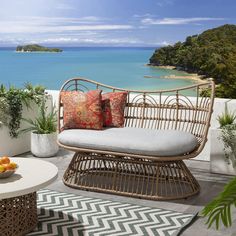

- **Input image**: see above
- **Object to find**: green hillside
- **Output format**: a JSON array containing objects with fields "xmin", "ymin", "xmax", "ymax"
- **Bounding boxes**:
[{"xmin": 149, "ymin": 24, "xmax": 236, "ymax": 98}]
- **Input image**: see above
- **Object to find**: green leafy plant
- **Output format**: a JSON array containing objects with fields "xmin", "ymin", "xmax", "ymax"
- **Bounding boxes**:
[
  {"xmin": 220, "ymin": 124, "xmax": 236, "ymax": 166},
  {"xmin": 20, "ymin": 99, "xmax": 57, "ymax": 134},
  {"xmin": 217, "ymin": 104, "xmax": 236, "ymax": 164},
  {"xmin": 6, "ymin": 87, "xmax": 23, "ymax": 138},
  {"xmin": 0, "ymin": 97, "xmax": 9, "ymax": 127},
  {"xmin": 202, "ymin": 177, "xmax": 236, "ymax": 230},
  {"xmin": 217, "ymin": 104, "xmax": 236, "ymax": 128},
  {"xmin": 0, "ymin": 83, "xmax": 45, "ymax": 137},
  {"xmin": 202, "ymin": 122, "xmax": 236, "ymax": 230}
]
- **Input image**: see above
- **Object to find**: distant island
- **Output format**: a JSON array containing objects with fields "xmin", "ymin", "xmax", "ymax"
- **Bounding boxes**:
[
  {"xmin": 16, "ymin": 44, "xmax": 63, "ymax": 53},
  {"xmin": 149, "ymin": 24, "xmax": 236, "ymax": 98}
]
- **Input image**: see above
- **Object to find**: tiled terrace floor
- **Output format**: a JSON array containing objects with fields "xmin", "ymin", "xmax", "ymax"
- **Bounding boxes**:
[{"xmin": 20, "ymin": 150, "xmax": 236, "ymax": 236}]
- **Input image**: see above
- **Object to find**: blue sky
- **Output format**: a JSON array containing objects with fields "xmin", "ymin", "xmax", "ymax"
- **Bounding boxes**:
[{"xmin": 0, "ymin": 0, "xmax": 235, "ymax": 47}]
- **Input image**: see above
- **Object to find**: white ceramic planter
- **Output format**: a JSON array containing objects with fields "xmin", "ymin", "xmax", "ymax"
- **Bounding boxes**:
[
  {"xmin": 210, "ymin": 129, "xmax": 236, "ymax": 175},
  {"xmin": 31, "ymin": 132, "xmax": 59, "ymax": 158}
]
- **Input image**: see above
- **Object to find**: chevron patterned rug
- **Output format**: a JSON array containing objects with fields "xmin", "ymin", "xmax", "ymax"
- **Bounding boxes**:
[{"xmin": 27, "ymin": 189, "xmax": 197, "ymax": 236}]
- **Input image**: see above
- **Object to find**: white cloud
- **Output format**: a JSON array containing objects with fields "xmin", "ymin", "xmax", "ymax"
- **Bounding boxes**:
[
  {"xmin": 0, "ymin": 16, "xmax": 105, "ymax": 27},
  {"xmin": 0, "ymin": 36, "xmax": 142, "ymax": 46},
  {"xmin": 0, "ymin": 15, "xmax": 138, "ymax": 46},
  {"xmin": 80, "ymin": 16, "xmax": 102, "ymax": 21},
  {"xmin": 159, "ymin": 41, "xmax": 169, "ymax": 46},
  {"xmin": 133, "ymin": 13, "xmax": 155, "ymax": 18},
  {"xmin": 145, "ymin": 40, "xmax": 170, "ymax": 46},
  {"xmin": 0, "ymin": 16, "xmax": 133, "ymax": 34},
  {"xmin": 141, "ymin": 17, "xmax": 225, "ymax": 25},
  {"xmin": 41, "ymin": 37, "xmax": 142, "ymax": 45},
  {"xmin": 0, "ymin": 24, "xmax": 133, "ymax": 34}
]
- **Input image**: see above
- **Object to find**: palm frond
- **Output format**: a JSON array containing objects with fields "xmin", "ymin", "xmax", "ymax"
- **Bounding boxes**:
[{"xmin": 201, "ymin": 177, "xmax": 236, "ymax": 229}]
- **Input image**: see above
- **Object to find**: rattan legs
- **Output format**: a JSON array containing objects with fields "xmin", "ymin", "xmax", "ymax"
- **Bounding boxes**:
[
  {"xmin": 0, "ymin": 192, "xmax": 37, "ymax": 236},
  {"xmin": 63, "ymin": 152, "xmax": 200, "ymax": 200}
]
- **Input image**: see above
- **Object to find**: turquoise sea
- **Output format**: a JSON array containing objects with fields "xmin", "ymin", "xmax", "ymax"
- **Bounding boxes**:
[{"xmin": 0, "ymin": 47, "xmax": 197, "ymax": 90}]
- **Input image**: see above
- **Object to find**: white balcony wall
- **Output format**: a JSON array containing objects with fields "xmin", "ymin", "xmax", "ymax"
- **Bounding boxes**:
[
  {"xmin": 0, "ymin": 103, "xmax": 38, "ymax": 156},
  {"xmin": 0, "ymin": 96, "xmax": 53, "ymax": 156}
]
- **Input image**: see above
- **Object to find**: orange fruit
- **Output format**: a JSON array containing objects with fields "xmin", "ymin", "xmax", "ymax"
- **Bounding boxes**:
[
  {"xmin": 9, "ymin": 162, "xmax": 17, "ymax": 170},
  {"xmin": 2, "ymin": 164, "xmax": 12, "ymax": 171},
  {"xmin": 1, "ymin": 156, "xmax": 10, "ymax": 164}
]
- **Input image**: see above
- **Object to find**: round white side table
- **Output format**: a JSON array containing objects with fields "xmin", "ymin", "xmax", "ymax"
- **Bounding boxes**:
[{"xmin": 0, "ymin": 158, "xmax": 58, "ymax": 236}]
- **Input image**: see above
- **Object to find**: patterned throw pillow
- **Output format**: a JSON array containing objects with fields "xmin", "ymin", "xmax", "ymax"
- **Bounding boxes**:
[
  {"xmin": 61, "ymin": 90, "xmax": 103, "ymax": 130},
  {"xmin": 102, "ymin": 91, "xmax": 128, "ymax": 127}
]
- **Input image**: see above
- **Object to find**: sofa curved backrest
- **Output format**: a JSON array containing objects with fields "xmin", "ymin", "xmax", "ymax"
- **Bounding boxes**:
[{"xmin": 58, "ymin": 77, "xmax": 215, "ymax": 160}]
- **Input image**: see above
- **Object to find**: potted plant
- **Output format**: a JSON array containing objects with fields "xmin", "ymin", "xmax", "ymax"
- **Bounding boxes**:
[
  {"xmin": 210, "ymin": 104, "xmax": 236, "ymax": 175},
  {"xmin": 20, "ymin": 99, "xmax": 58, "ymax": 157}
]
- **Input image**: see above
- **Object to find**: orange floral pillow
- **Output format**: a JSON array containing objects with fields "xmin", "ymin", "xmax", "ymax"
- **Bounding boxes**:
[
  {"xmin": 102, "ymin": 91, "xmax": 128, "ymax": 127},
  {"xmin": 61, "ymin": 90, "xmax": 103, "ymax": 130}
]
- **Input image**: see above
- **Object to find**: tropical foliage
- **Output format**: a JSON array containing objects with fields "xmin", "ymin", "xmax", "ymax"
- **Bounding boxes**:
[
  {"xmin": 0, "ymin": 83, "xmax": 45, "ymax": 137},
  {"xmin": 202, "ymin": 177, "xmax": 236, "ymax": 230},
  {"xmin": 217, "ymin": 104, "xmax": 236, "ymax": 164},
  {"xmin": 202, "ymin": 105, "xmax": 236, "ymax": 230},
  {"xmin": 219, "ymin": 124, "xmax": 236, "ymax": 165},
  {"xmin": 149, "ymin": 24, "xmax": 236, "ymax": 98}
]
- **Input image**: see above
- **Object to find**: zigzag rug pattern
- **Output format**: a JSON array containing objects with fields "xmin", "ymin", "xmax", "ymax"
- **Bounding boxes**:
[{"xmin": 27, "ymin": 189, "xmax": 196, "ymax": 236}]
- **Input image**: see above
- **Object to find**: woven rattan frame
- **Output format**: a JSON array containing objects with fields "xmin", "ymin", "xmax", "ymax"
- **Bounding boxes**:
[
  {"xmin": 0, "ymin": 192, "xmax": 37, "ymax": 236},
  {"xmin": 58, "ymin": 78, "xmax": 215, "ymax": 200},
  {"xmin": 63, "ymin": 152, "xmax": 200, "ymax": 200}
]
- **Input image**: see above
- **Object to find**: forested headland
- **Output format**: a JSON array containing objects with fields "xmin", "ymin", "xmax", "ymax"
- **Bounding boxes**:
[{"xmin": 149, "ymin": 24, "xmax": 236, "ymax": 98}]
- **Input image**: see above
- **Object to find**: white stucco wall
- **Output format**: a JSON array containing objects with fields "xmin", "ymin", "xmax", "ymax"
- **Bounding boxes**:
[
  {"xmin": 0, "ymin": 103, "xmax": 38, "ymax": 156},
  {"xmin": 0, "ymin": 96, "xmax": 53, "ymax": 156}
]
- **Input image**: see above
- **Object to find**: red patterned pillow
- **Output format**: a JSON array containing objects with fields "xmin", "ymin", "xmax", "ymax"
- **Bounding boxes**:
[
  {"xmin": 102, "ymin": 91, "xmax": 128, "ymax": 127},
  {"xmin": 61, "ymin": 90, "xmax": 103, "ymax": 130}
]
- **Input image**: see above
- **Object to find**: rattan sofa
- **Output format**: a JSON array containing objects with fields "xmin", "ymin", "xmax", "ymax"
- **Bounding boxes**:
[{"xmin": 58, "ymin": 78, "xmax": 215, "ymax": 200}]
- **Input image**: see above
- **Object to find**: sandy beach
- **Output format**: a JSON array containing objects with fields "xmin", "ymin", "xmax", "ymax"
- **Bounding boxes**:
[{"xmin": 145, "ymin": 64, "xmax": 205, "ymax": 83}]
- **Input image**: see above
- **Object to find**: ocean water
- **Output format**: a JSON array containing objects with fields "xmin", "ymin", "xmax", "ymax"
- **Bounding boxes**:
[{"xmin": 0, "ymin": 47, "xmax": 197, "ymax": 91}]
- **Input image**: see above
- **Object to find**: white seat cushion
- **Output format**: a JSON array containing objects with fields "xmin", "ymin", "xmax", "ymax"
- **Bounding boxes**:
[{"xmin": 58, "ymin": 127, "xmax": 198, "ymax": 157}]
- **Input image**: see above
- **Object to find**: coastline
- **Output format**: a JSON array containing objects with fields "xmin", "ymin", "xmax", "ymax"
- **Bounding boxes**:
[
  {"xmin": 1, "ymin": 48, "xmax": 200, "ymax": 93},
  {"xmin": 145, "ymin": 64, "xmax": 205, "ymax": 83}
]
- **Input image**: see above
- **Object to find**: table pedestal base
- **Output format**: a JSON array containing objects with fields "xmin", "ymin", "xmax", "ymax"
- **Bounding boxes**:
[{"xmin": 0, "ymin": 192, "xmax": 37, "ymax": 236}]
